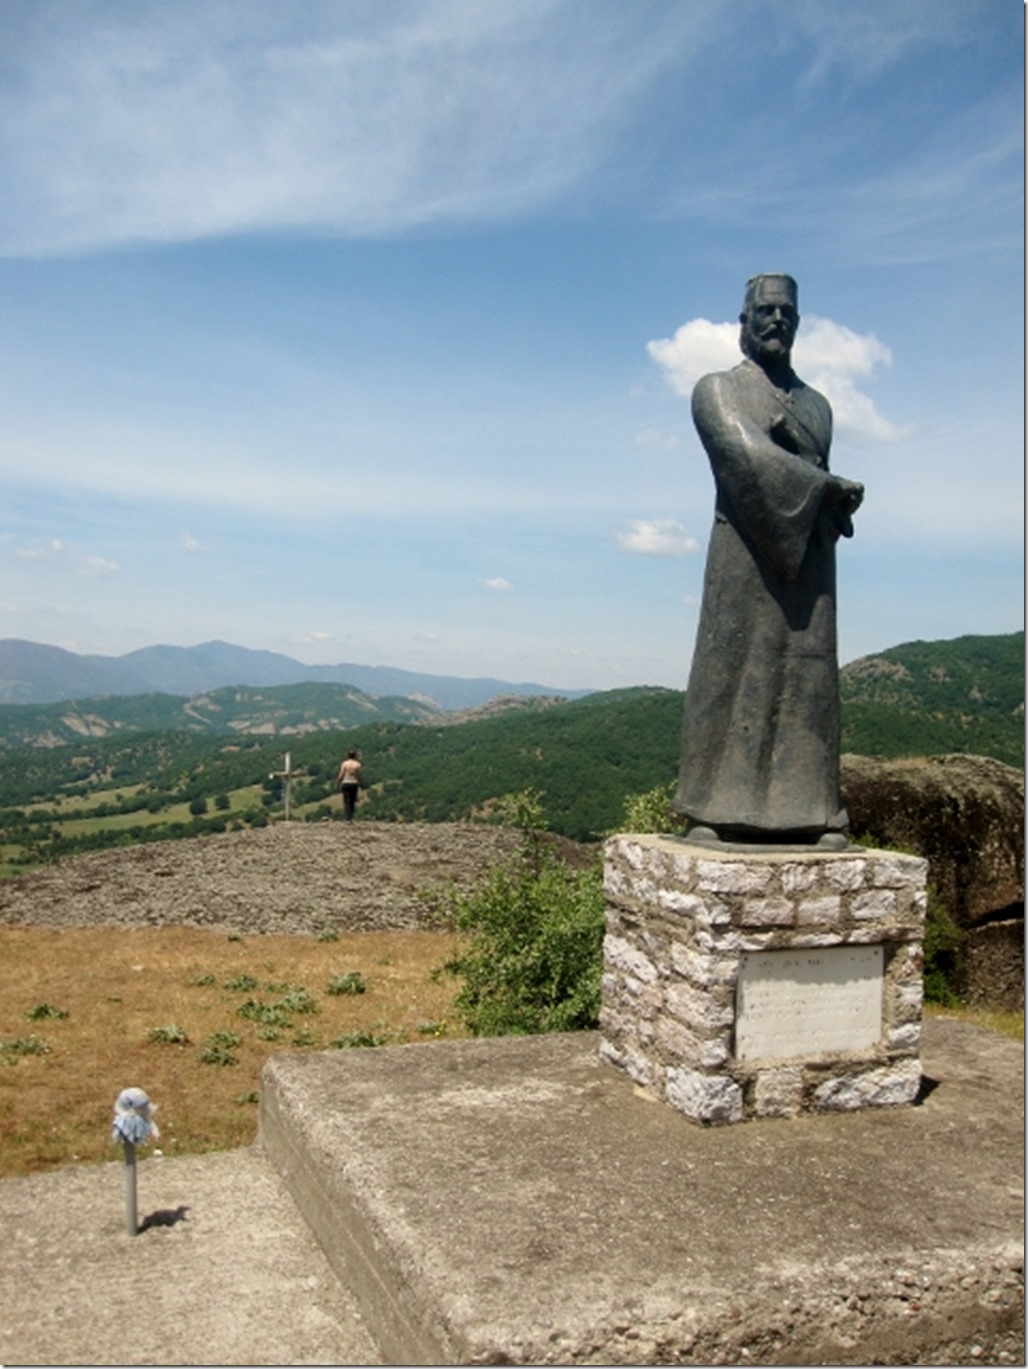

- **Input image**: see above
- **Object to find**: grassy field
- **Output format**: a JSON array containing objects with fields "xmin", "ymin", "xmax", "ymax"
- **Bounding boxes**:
[
  {"xmin": 0, "ymin": 924, "xmax": 466, "ymax": 1179},
  {"xmin": 1, "ymin": 924, "xmax": 1021, "ymax": 1182}
]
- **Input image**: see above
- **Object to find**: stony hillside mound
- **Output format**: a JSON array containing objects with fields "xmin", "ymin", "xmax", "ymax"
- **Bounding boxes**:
[{"xmin": 0, "ymin": 822, "xmax": 525, "ymax": 936}]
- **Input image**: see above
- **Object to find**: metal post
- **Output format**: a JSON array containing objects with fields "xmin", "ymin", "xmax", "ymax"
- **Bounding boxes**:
[{"xmin": 123, "ymin": 1139, "xmax": 138, "ymax": 1235}]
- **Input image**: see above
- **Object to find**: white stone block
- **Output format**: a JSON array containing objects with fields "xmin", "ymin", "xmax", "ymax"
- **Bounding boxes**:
[
  {"xmin": 666, "ymin": 1065, "xmax": 743, "ymax": 1124},
  {"xmin": 657, "ymin": 889, "xmax": 707, "ymax": 918},
  {"xmin": 887, "ymin": 1022, "xmax": 922, "ymax": 1052},
  {"xmin": 752, "ymin": 1067, "xmax": 804, "ymax": 1118},
  {"xmin": 796, "ymin": 895, "xmax": 842, "ymax": 926},
  {"xmin": 696, "ymin": 860, "xmax": 773, "ymax": 894},
  {"xmin": 740, "ymin": 896, "xmax": 796, "ymax": 927},
  {"xmin": 893, "ymin": 977, "xmax": 924, "ymax": 1019},
  {"xmin": 780, "ymin": 862, "xmax": 821, "ymax": 894},
  {"xmin": 813, "ymin": 1058, "xmax": 921, "ymax": 1112},
  {"xmin": 665, "ymin": 979, "xmax": 735, "ymax": 1032},
  {"xmin": 603, "ymin": 864, "xmax": 629, "ymax": 897},
  {"xmin": 604, "ymin": 933, "xmax": 658, "ymax": 984},
  {"xmin": 852, "ymin": 889, "xmax": 897, "ymax": 920},
  {"xmin": 824, "ymin": 859, "xmax": 867, "ymax": 892},
  {"xmin": 620, "ymin": 840, "xmax": 647, "ymax": 871},
  {"xmin": 670, "ymin": 942, "xmax": 738, "ymax": 988},
  {"xmin": 655, "ymin": 1016, "xmax": 729, "ymax": 1070},
  {"xmin": 869, "ymin": 854, "xmax": 929, "ymax": 887},
  {"xmin": 599, "ymin": 1037, "xmax": 656, "ymax": 1090}
]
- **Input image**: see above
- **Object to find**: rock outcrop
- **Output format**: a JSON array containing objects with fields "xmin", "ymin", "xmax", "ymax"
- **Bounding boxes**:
[{"xmin": 842, "ymin": 753, "xmax": 1024, "ymax": 1009}]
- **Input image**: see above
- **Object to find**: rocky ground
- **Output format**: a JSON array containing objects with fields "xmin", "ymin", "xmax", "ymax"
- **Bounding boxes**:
[
  {"xmin": 0, "ymin": 819, "xmax": 1021, "ymax": 1366},
  {"xmin": 0, "ymin": 820, "xmax": 531, "ymax": 935}
]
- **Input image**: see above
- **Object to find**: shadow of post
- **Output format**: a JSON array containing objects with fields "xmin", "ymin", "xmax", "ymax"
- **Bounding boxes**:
[{"xmin": 139, "ymin": 1205, "xmax": 190, "ymax": 1232}]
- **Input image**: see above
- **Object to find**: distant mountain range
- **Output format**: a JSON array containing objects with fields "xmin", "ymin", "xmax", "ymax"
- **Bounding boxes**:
[
  {"xmin": 0, "ymin": 631, "xmax": 1021, "ymax": 765},
  {"xmin": 0, "ymin": 639, "xmax": 589, "ymax": 711}
]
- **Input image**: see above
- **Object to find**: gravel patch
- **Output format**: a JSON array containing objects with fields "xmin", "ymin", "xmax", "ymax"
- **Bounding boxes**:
[{"xmin": 0, "ymin": 821, "xmax": 524, "ymax": 936}]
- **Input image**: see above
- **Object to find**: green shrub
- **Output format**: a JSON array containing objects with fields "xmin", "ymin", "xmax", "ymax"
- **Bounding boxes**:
[
  {"xmin": 25, "ymin": 1003, "xmax": 69, "ymax": 1021},
  {"xmin": 224, "ymin": 973, "xmax": 259, "ymax": 992},
  {"xmin": 326, "ymin": 971, "xmax": 367, "ymax": 996},
  {"xmin": 439, "ymin": 790, "xmax": 605, "ymax": 1036},
  {"xmin": 236, "ymin": 999, "xmax": 293, "ymax": 1028},
  {"xmin": 619, "ymin": 780, "xmax": 686, "ymax": 835},
  {"xmin": 1, "ymin": 1034, "xmax": 51, "ymax": 1060},
  {"xmin": 923, "ymin": 889, "xmax": 965, "ymax": 1005},
  {"xmin": 331, "ymin": 1028, "xmax": 391, "ymax": 1048},
  {"xmin": 279, "ymin": 986, "xmax": 318, "ymax": 1016},
  {"xmin": 199, "ymin": 1031, "xmax": 241, "ymax": 1066}
]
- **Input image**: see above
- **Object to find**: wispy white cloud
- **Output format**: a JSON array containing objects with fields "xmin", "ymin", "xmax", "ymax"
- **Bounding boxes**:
[
  {"xmin": 81, "ymin": 555, "xmax": 119, "ymax": 578},
  {"xmin": 13, "ymin": 537, "xmax": 119, "ymax": 577},
  {"xmin": 632, "ymin": 428, "xmax": 682, "ymax": 452},
  {"xmin": 616, "ymin": 519, "xmax": 698, "ymax": 557},
  {"xmin": 0, "ymin": 0, "xmax": 714, "ymax": 256},
  {"xmin": 16, "ymin": 538, "xmax": 65, "ymax": 559},
  {"xmin": 483, "ymin": 577, "xmax": 514, "ymax": 592},
  {"xmin": 832, "ymin": 87, "xmax": 1023, "ymax": 266},
  {"xmin": 180, "ymin": 531, "xmax": 202, "ymax": 553},
  {"xmin": 646, "ymin": 314, "xmax": 910, "ymax": 446}
]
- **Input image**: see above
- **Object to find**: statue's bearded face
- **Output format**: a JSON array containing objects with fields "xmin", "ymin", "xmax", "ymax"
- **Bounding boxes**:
[{"xmin": 740, "ymin": 282, "xmax": 798, "ymax": 366}]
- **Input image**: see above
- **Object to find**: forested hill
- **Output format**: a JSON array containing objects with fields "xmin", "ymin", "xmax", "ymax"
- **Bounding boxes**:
[
  {"xmin": 0, "ymin": 633, "xmax": 1020, "ymax": 866},
  {"xmin": 839, "ymin": 631, "xmax": 1023, "ymax": 765}
]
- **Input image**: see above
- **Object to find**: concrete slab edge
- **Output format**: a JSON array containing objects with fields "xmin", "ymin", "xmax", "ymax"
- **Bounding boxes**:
[
  {"xmin": 259, "ymin": 1066, "xmax": 455, "ymax": 1366},
  {"xmin": 259, "ymin": 1038, "xmax": 1024, "ymax": 1366}
]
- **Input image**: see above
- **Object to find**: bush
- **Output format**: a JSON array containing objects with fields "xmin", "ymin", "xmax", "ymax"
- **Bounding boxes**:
[
  {"xmin": 439, "ymin": 791, "xmax": 605, "ymax": 1036},
  {"xmin": 619, "ymin": 780, "xmax": 686, "ymax": 835},
  {"xmin": 327, "ymin": 971, "xmax": 367, "ymax": 996},
  {"xmin": 923, "ymin": 889, "xmax": 965, "ymax": 1005}
]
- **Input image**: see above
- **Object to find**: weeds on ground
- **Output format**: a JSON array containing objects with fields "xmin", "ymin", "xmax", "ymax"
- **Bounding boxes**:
[
  {"xmin": 326, "ymin": 971, "xmax": 367, "ymax": 996},
  {"xmin": 25, "ymin": 1003, "xmax": 69, "ymax": 1021},
  {"xmin": 0, "ymin": 924, "xmax": 464, "ymax": 1178}
]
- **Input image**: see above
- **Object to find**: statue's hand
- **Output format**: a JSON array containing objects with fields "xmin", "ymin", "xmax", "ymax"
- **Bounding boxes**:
[{"xmin": 825, "ymin": 476, "xmax": 864, "ymax": 538}]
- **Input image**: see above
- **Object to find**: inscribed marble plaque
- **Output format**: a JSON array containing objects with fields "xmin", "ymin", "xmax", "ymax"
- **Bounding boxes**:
[{"xmin": 735, "ymin": 945, "xmax": 883, "ymax": 1061}]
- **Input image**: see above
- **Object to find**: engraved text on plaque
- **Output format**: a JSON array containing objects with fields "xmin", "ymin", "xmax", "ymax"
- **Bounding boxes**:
[{"xmin": 735, "ymin": 945, "xmax": 883, "ymax": 1061}]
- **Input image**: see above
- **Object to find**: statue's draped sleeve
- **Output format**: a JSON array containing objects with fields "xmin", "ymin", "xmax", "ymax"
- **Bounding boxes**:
[{"xmin": 691, "ymin": 370, "xmax": 832, "ymax": 583}]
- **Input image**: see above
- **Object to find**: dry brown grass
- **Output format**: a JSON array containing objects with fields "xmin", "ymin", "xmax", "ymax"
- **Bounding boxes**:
[
  {"xmin": 0, "ymin": 925, "xmax": 466, "ymax": 1179},
  {"xmin": 924, "ymin": 1000, "xmax": 1024, "ymax": 1042}
]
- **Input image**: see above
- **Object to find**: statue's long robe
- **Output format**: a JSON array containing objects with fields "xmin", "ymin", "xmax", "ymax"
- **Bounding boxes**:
[{"xmin": 673, "ymin": 359, "xmax": 848, "ymax": 838}]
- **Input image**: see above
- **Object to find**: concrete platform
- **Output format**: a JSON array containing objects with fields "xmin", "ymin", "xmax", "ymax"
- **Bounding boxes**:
[
  {"xmin": 0, "ymin": 1148, "xmax": 379, "ymax": 1367},
  {"xmin": 260, "ymin": 1017, "xmax": 1024, "ymax": 1366}
]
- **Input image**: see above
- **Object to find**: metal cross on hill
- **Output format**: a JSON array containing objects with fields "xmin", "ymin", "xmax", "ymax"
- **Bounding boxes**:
[{"xmin": 268, "ymin": 751, "xmax": 306, "ymax": 822}]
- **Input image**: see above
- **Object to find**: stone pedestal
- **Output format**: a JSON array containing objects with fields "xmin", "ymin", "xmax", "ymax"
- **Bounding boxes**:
[{"xmin": 600, "ymin": 835, "xmax": 927, "ymax": 1124}]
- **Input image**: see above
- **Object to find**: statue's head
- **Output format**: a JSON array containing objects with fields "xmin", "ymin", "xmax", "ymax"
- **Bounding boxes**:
[{"xmin": 739, "ymin": 273, "xmax": 799, "ymax": 368}]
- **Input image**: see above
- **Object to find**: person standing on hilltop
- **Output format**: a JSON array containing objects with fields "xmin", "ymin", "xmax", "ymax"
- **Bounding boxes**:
[{"xmin": 336, "ymin": 748, "xmax": 363, "ymax": 822}]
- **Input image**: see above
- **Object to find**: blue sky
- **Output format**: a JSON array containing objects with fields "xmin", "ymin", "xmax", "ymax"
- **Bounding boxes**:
[{"xmin": 0, "ymin": 0, "xmax": 1022, "ymax": 690}]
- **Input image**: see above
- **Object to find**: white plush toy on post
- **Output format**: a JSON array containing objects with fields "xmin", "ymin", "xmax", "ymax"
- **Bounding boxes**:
[{"xmin": 112, "ymin": 1087, "xmax": 159, "ymax": 1236}]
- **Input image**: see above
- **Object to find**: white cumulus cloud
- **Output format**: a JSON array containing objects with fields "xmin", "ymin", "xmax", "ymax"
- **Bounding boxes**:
[
  {"xmin": 616, "ymin": 519, "xmax": 698, "ymax": 556},
  {"xmin": 484, "ymin": 577, "xmax": 514, "ymax": 591},
  {"xmin": 646, "ymin": 314, "xmax": 910, "ymax": 445}
]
